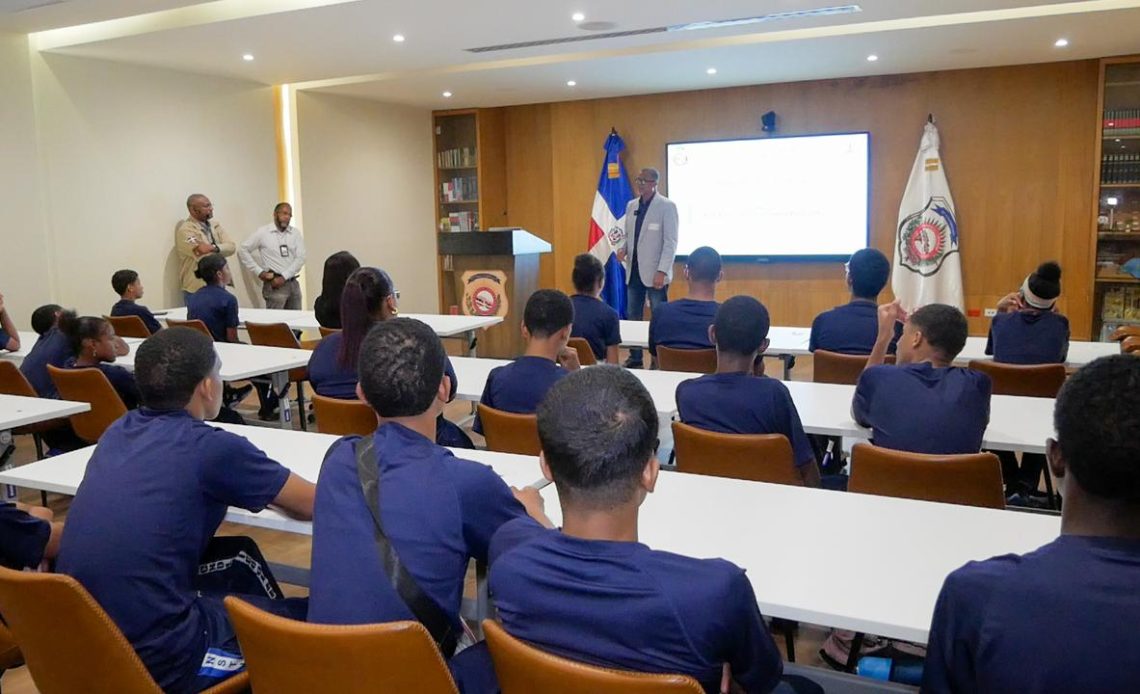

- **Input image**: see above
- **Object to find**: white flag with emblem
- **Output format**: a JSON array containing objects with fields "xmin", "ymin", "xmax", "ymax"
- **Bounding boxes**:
[{"xmin": 892, "ymin": 120, "xmax": 963, "ymax": 312}]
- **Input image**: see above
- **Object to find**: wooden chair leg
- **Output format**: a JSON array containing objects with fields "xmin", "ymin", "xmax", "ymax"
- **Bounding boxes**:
[{"xmin": 772, "ymin": 618, "xmax": 797, "ymax": 663}]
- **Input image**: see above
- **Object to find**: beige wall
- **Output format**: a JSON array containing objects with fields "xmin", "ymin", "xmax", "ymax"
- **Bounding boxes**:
[{"xmin": 296, "ymin": 91, "xmax": 438, "ymax": 313}]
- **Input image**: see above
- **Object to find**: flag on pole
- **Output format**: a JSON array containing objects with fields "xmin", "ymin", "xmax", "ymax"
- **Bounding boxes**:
[
  {"xmin": 588, "ymin": 131, "xmax": 633, "ymax": 318},
  {"xmin": 892, "ymin": 118, "xmax": 963, "ymax": 312}
]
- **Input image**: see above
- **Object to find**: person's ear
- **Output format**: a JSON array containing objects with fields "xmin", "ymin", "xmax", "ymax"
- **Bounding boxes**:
[
  {"xmin": 539, "ymin": 453, "xmax": 554, "ymax": 483},
  {"xmin": 683, "ymin": 265, "xmax": 691, "ymax": 281},
  {"xmin": 385, "ymin": 294, "xmax": 398, "ymax": 316},
  {"xmin": 1046, "ymin": 438, "xmax": 1065, "ymax": 484},
  {"xmin": 557, "ymin": 324, "xmax": 572, "ymax": 344},
  {"xmin": 708, "ymin": 324, "xmax": 717, "ymax": 346},
  {"xmin": 716, "ymin": 269, "xmax": 724, "ymax": 283},
  {"xmin": 438, "ymin": 374, "xmax": 451, "ymax": 404},
  {"xmin": 759, "ymin": 337, "xmax": 770, "ymax": 355},
  {"xmin": 355, "ymin": 382, "xmax": 367, "ymax": 404},
  {"xmin": 642, "ymin": 455, "xmax": 660, "ymax": 494},
  {"xmin": 521, "ymin": 322, "xmax": 530, "ymax": 341}
]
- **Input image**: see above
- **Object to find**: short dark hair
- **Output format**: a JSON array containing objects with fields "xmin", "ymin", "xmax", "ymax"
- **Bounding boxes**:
[
  {"xmin": 908, "ymin": 304, "xmax": 968, "ymax": 360},
  {"xmin": 358, "ymin": 318, "xmax": 446, "ymax": 418},
  {"xmin": 537, "ymin": 366, "xmax": 658, "ymax": 508},
  {"xmin": 194, "ymin": 254, "xmax": 227, "ymax": 284},
  {"xmin": 686, "ymin": 246, "xmax": 722, "ymax": 283},
  {"xmin": 848, "ymin": 248, "xmax": 890, "ymax": 299},
  {"xmin": 31, "ymin": 304, "xmax": 62, "ymax": 335},
  {"xmin": 571, "ymin": 253, "xmax": 605, "ymax": 294},
  {"xmin": 1054, "ymin": 355, "xmax": 1140, "ymax": 504},
  {"xmin": 714, "ymin": 296, "xmax": 771, "ymax": 356},
  {"xmin": 57, "ymin": 311, "xmax": 108, "ymax": 357},
  {"xmin": 134, "ymin": 328, "xmax": 217, "ymax": 410},
  {"xmin": 274, "ymin": 202, "xmax": 291, "ymax": 213},
  {"xmin": 524, "ymin": 289, "xmax": 574, "ymax": 339},
  {"xmin": 111, "ymin": 269, "xmax": 139, "ymax": 296}
]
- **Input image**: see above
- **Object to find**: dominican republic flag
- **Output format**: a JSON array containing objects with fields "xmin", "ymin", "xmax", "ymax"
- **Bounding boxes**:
[
  {"xmin": 893, "ymin": 119, "xmax": 963, "ymax": 312},
  {"xmin": 588, "ymin": 131, "xmax": 634, "ymax": 318}
]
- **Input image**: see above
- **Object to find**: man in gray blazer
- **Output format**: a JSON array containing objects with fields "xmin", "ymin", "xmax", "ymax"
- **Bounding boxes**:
[{"xmin": 617, "ymin": 167, "xmax": 679, "ymax": 367}]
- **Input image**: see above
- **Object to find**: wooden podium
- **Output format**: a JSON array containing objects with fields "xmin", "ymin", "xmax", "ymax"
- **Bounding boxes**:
[{"xmin": 438, "ymin": 229, "xmax": 552, "ymax": 358}]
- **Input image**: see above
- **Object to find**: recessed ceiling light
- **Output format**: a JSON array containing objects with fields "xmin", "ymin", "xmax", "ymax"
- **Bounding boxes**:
[
  {"xmin": 706, "ymin": 67, "xmax": 717, "ymax": 75},
  {"xmin": 442, "ymin": 91, "xmax": 452, "ymax": 98},
  {"xmin": 866, "ymin": 54, "xmax": 878, "ymax": 62},
  {"xmin": 1054, "ymin": 38, "xmax": 1069, "ymax": 47},
  {"xmin": 393, "ymin": 34, "xmax": 406, "ymax": 43},
  {"xmin": 571, "ymin": 12, "xmax": 585, "ymax": 22},
  {"xmin": 567, "ymin": 80, "xmax": 577, "ymax": 87},
  {"xmin": 242, "ymin": 53, "xmax": 254, "ymax": 61}
]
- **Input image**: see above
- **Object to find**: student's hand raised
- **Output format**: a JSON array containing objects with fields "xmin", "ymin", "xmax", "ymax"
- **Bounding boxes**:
[
  {"xmin": 877, "ymin": 300, "xmax": 906, "ymax": 338},
  {"xmin": 996, "ymin": 291, "xmax": 1025, "ymax": 313},
  {"xmin": 558, "ymin": 346, "xmax": 581, "ymax": 371}
]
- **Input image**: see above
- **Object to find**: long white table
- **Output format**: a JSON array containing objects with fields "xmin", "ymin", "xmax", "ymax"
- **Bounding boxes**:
[
  {"xmin": 0, "ymin": 394, "xmax": 90, "ymax": 433},
  {"xmin": 957, "ymin": 335, "xmax": 1118, "ymax": 368},
  {"xmin": 620, "ymin": 321, "xmax": 808, "ymax": 378},
  {"xmin": 158, "ymin": 307, "xmax": 502, "ymax": 357},
  {"xmin": 449, "ymin": 357, "xmax": 1055, "ymax": 454},
  {"xmin": 0, "ymin": 422, "xmax": 1061, "ymax": 644}
]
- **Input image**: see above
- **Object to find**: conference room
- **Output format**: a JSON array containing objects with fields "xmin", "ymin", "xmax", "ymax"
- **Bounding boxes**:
[{"xmin": 2, "ymin": 1, "xmax": 1140, "ymax": 692}]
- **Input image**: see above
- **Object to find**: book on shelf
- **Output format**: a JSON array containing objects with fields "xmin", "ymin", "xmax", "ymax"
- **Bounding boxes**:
[
  {"xmin": 440, "ymin": 176, "xmax": 479, "ymax": 202},
  {"xmin": 436, "ymin": 147, "xmax": 478, "ymax": 168},
  {"xmin": 1104, "ymin": 109, "xmax": 1140, "ymax": 137},
  {"xmin": 446, "ymin": 210, "xmax": 478, "ymax": 232},
  {"xmin": 1101, "ymin": 153, "xmax": 1140, "ymax": 185}
]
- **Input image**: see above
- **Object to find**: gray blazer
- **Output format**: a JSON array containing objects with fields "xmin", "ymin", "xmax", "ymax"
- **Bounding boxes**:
[{"xmin": 621, "ymin": 193, "xmax": 679, "ymax": 286}]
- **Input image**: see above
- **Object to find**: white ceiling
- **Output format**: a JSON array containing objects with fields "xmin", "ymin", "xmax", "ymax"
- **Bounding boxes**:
[{"xmin": 14, "ymin": 0, "xmax": 1140, "ymax": 108}]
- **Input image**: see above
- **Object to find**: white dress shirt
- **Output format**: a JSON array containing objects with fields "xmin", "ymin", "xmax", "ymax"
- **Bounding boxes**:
[{"xmin": 238, "ymin": 224, "xmax": 307, "ymax": 280}]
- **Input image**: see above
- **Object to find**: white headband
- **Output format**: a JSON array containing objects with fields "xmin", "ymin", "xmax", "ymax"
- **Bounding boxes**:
[{"xmin": 1021, "ymin": 276, "xmax": 1056, "ymax": 310}]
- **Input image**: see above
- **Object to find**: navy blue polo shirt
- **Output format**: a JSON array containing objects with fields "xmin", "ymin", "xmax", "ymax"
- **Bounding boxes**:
[
  {"xmin": 186, "ymin": 285, "xmax": 238, "ymax": 342},
  {"xmin": 924, "ymin": 535, "xmax": 1140, "ymax": 693},
  {"xmin": 489, "ymin": 518, "xmax": 784, "ymax": 694},
  {"xmin": 570, "ymin": 294, "xmax": 621, "ymax": 361},
  {"xmin": 809, "ymin": 300, "xmax": 901, "ymax": 355},
  {"xmin": 676, "ymin": 372, "xmax": 815, "ymax": 468},
  {"xmin": 64, "ymin": 357, "xmax": 140, "ymax": 410},
  {"xmin": 19, "ymin": 327, "xmax": 72, "ymax": 398},
  {"xmin": 309, "ymin": 331, "xmax": 459, "ymax": 402},
  {"xmin": 853, "ymin": 363, "xmax": 992, "ymax": 454},
  {"xmin": 473, "ymin": 356, "xmax": 568, "ymax": 434},
  {"xmin": 111, "ymin": 299, "xmax": 162, "ymax": 335},
  {"xmin": 57, "ymin": 409, "xmax": 291, "ymax": 692},
  {"xmin": 648, "ymin": 298, "xmax": 718, "ymax": 356},
  {"xmin": 0, "ymin": 326, "xmax": 12, "ymax": 351},
  {"xmin": 0, "ymin": 503, "xmax": 50, "ymax": 570},
  {"xmin": 984, "ymin": 310, "xmax": 1070, "ymax": 365}
]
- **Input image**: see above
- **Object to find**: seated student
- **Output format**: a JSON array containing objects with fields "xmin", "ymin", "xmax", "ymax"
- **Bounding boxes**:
[
  {"xmin": 19, "ymin": 304, "xmax": 69, "ymax": 398},
  {"xmin": 853, "ymin": 302, "xmax": 992, "ymax": 455},
  {"xmin": 490, "ymin": 366, "xmax": 787, "ymax": 693},
  {"xmin": 308, "ymin": 318, "xmax": 548, "ymax": 692},
  {"xmin": 0, "ymin": 291, "xmax": 19, "ymax": 352},
  {"xmin": 308, "ymin": 267, "xmax": 470, "ymax": 447},
  {"xmin": 924, "ymin": 355, "xmax": 1140, "ymax": 693},
  {"xmin": 985, "ymin": 261, "xmax": 1069, "ymax": 365},
  {"xmin": 676, "ymin": 296, "xmax": 820, "ymax": 487},
  {"xmin": 809, "ymin": 247, "xmax": 900, "ymax": 355},
  {"xmin": 648, "ymin": 245, "xmax": 722, "ymax": 359},
  {"xmin": 569, "ymin": 253, "xmax": 621, "ymax": 363},
  {"xmin": 57, "ymin": 327, "xmax": 314, "ymax": 694},
  {"xmin": 474, "ymin": 289, "xmax": 580, "ymax": 434},
  {"xmin": 313, "ymin": 250, "xmax": 360, "ymax": 330},
  {"xmin": 58, "ymin": 312, "xmax": 140, "ymax": 410},
  {"xmin": 1, "ymin": 502, "xmax": 62, "ymax": 571},
  {"xmin": 109, "ymin": 269, "xmax": 162, "ymax": 335}
]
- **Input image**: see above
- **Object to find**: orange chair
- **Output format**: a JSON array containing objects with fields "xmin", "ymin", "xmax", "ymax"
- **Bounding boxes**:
[
  {"xmin": 477, "ymin": 404, "xmax": 540, "ymax": 456},
  {"xmin": 812, "ymin": 351, "xmax": 896, "ymax": 385},
  {"xmin": 483, "ymin": 620, "xmax": 702, "ymax": 694},
  {"xmin": 967, "ymin": 360, "xmax": 1065, "ymax": 398},
  {"xmin": 46, "ymin": 365, "xmax": 127, "ymax": 444},
  {"xmin": 318, "ymin": 326, "xmax": 340, "ymax": 338},
  {"xmin": 567, "ymin": 337, "xmax": 597, "ymax": 366},
  {"xmin": 848, "ymin": 443, "xmax": 1005, "ymax": 509},
  {"xmin": 671, "ymin": 421, "xmax": 801, "ymax": 485},
  {"xmin": 0, "ymin": 361, "xmax": 65, "ymax": 460},
  {"xmin": 104, "ymin": 314, "xmax": 152, "ymax": 339},
  {"xmin": 312, "ymin": 393, "xmax": 376, "ymax": 436},
  {"xmin": 166, "ymin": 318, "xmax": 213, "ymax": 338},
  {"xmin": 656, "ymin": 346, "xmax": 717, "ymax": 374},
  {"xmin": 0, "ymin": 567, "xmax": 247, "ymax": 694},
  {"xmin": 245, "ymin": 322, "xmax": 312, "ymax": 431},
  {"xmin": 225, "ymin": 596, "xmax": 457, "ymax": 694},
  {"xmin": 0, "ymin": 622, "xmax": 22, "ymax": 672}
]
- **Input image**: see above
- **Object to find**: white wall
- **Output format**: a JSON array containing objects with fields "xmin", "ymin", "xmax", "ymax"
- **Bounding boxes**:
[{"xmin": 296, "ymin": 91, "xmax": 438, "ymax": 313}]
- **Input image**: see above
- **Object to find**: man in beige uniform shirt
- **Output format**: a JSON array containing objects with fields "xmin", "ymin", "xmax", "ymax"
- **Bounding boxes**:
[{"xmin": 175, "ymin": 194, "xmax": 236, "ymax": 303}]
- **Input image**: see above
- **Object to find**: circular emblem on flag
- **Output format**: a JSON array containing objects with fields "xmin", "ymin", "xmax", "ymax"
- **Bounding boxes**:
[
  {"xmin": 897, "ymin": 196, "xmax": 959, "ymax": 278},
  {"xmin": 461, "ymin": 270, "xmax": 509, "ymax": 317},
  {"xmin": 607, "ymin": 225, "xmax": 625, "ymax": 248}
]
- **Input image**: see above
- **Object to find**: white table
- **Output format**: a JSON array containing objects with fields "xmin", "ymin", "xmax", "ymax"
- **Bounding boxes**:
[
  {"xmin": 157, "ymin": 308, "xmax": 502, "ymax": 357},
  {"xmin": 0, "ymin": 422, "xmax": 1061, "ymax": 644},
  {"xmin": 620, "ymin": 321, "xmax": 809, "ymax": 378},
  {"xmin": 956, "ymin": 335, "xmax": 1118, "ymax": 369},
  {"xmin": 2, "ymin": 332, "xmax": 145, "ymax": 366},
  {"xmin": 0, "ymin": 394, "xmax": 91, "ymax": 502}
]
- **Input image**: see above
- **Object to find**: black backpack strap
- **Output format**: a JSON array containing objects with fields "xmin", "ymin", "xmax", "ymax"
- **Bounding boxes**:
[{"xmin": 352, "ymin": 436, "xmax": 460, "ymax": 657}]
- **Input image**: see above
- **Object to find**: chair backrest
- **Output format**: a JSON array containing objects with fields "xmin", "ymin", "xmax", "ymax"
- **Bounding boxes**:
[
  {"xmin": 656, "ymin": 346, "xmax": 717, "ymax": 374},
  {"xmin": 245, "ymin": 321, "xmax": 302, "ymax": 349},
  {"xmin": 312, "ymin": 393, "xmax": 376, "ymax": 436},
  {"xmin": 47, "ymin": 365, "xmax": 127, "ymax": 443},
  {"xmin": 0, "ymin": 360, "xmax": 37, "ymax": 397},
  {"xmin": 477, "ymin": 404, "xmax": 541, "ymax": 456},
  {"xmin": 671, "ymin": 421, "xmax": 801, "ymax": 485},
  {"xmin": 0, "ymin": 621, "xmax": 22, "ymax": 671},
  {"xmin": 813, "ymin": 350, "xmax": 896, "ymax": 385},
  {"xmin": 1125, "ymin": 335, "xmax": 1140, "ymax": 354},
  {"xmin": 567, "ymin": 337, "xmax": 597, "ymax": 366},
  {"xmin": 483, "ymin": 620, "xmax": 703, "ymax": 694},
  {"xmin": 848, "ymin": 443, "xmax": 1005, "ymax": 509},
  {"xmin": 318, "ymin": 326, "xmax": 341, "ymax": 338},
  {"xmin": 104, "ymin": 314, "xmax": 151, "ymax": 339},
  {"xmin": 967, "ymin": 360, "xmax": 1065, "ymax": 398},
  {"xmin": 166, "ymin": 318, "xmax": 213, "ymax": 338},
  {"xmin": 226, "ymin": 596, "xmax": 458, "ymax": 694}
]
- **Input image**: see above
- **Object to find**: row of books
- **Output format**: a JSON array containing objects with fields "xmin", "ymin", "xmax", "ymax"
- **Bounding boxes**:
[
  {"xmin": 1103, "ymin": 286, "xmax": 1140, "ymax": 321},
  {"xmin": 442, "ymin": 211, "xmax": 478, "ymax": 232},
  {"xmin": 1102, "ymin": 153, "xmax": 1140, "ymax": 184},
  {"xmin": 437, "ymin": 147, "xmax": 477, "ymax": 168},
  {"xmin": 441, "ymin": 176, "xmax": 478, "ymax": 202},
  {"xmin": 1104, "ymin": 110, "xmax": 1140, "ymax": 137}
]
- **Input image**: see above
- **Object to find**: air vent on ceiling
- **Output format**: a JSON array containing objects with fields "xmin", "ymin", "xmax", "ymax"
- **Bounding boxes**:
[{"xmin": 466, "ymin": 4, "xmax": 861, "ymax": 54}]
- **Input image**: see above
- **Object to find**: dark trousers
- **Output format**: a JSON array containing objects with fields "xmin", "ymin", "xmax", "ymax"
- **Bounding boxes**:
[
  {"xmin": 626, "ymin": 272, "xmax": 668, "ymax": 365},
  {"xmin": 998, "ymin": 450, "xmax": 1046, "ymax": 496}
]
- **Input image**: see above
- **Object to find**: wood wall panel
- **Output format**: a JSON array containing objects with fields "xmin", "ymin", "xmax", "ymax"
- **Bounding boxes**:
[{"xmin": 491, "ymin": 60, "xmax": 1099, "ymax": 337}]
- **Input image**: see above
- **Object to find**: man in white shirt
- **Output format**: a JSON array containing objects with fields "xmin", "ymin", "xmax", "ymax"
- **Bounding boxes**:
[{"xmin": 238, "ymin": 203, "xmax": 307, "ymax": 309}]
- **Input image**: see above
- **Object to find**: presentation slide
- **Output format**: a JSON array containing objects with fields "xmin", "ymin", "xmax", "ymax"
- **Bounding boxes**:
[{"xmin": 667, "ymin": 133, "xmax": 869, "ymax": 259}]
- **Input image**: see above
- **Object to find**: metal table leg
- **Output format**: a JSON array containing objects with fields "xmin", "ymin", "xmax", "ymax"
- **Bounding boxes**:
[{"xmin": 273, "ymin": 371, "xmax": 292, "ymax": 429}]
